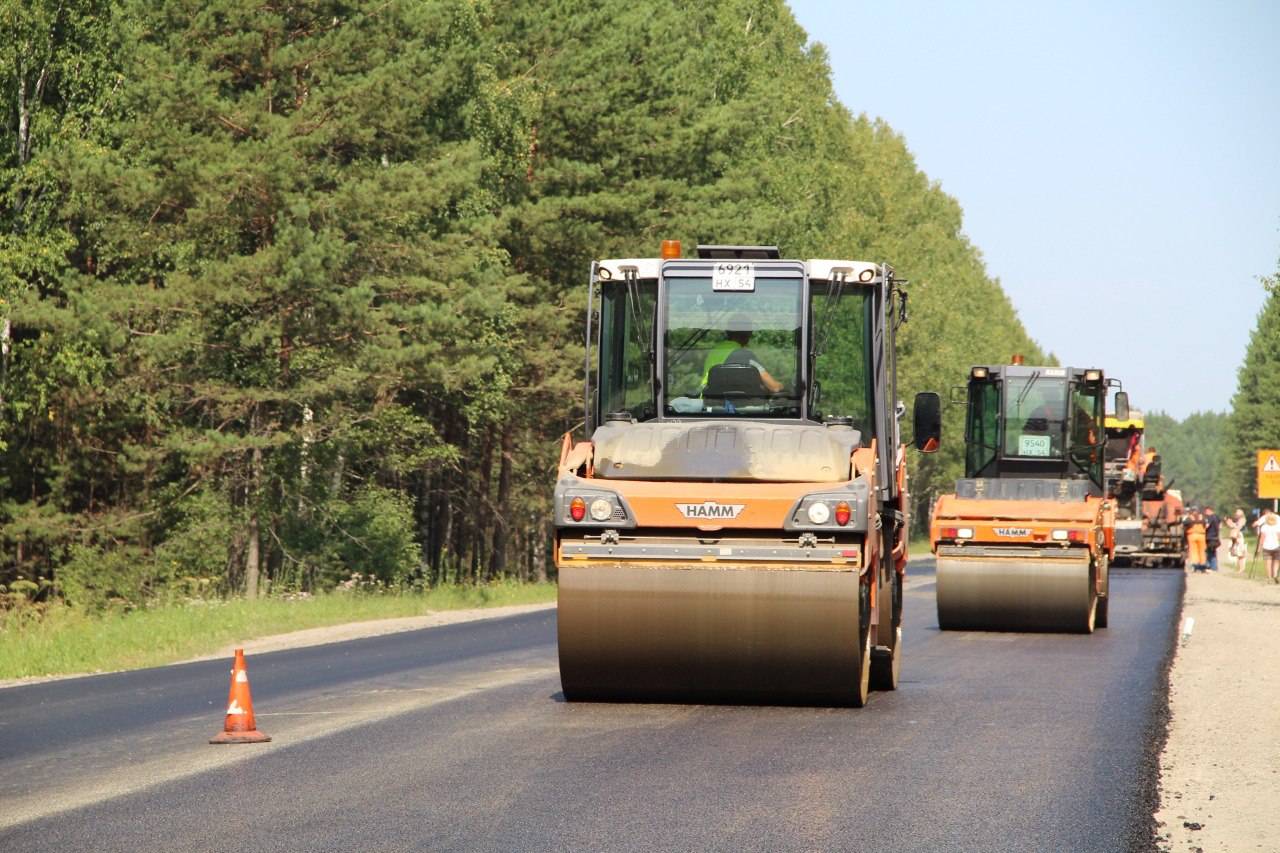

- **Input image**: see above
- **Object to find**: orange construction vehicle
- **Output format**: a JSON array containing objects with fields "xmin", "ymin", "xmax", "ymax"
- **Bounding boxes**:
[
  {"xmin": 1103, "ymin": 411, "xmax": 1186, "ymax": 568},
  {"xmin": 930, "ymin": 358, "xmax": 1125, "ymax": 632},
  {"xmin": 554, "ymin": 243, "xmax": 941, "ymax": 706}
]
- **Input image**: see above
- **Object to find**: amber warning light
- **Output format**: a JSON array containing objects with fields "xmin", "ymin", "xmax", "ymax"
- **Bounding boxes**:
[
  {"xmin": 660, "ymin": 240, "xmax": 682, "ymax": 259},
  {"xmin": 1011, "ymin": 354, "xmax": 1025, "ymax": 366}
]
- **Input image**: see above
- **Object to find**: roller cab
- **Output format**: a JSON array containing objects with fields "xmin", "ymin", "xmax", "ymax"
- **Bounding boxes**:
[
  {"xmin": 556, "ymin": 244, "xmax": 941, "ymax": 706},
  {"xmin": 930, "ymin": 361, "xmax": 1119, "ymax": 632}
]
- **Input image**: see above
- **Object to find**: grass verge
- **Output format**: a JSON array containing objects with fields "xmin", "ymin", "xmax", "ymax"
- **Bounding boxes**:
[
  {"xmin": 907, "ymin": 535, "xmax": 935, "ymax": 556},
  {"xmin": 0, "ymin": 582, "xmax": 557, "ymax": 681}
]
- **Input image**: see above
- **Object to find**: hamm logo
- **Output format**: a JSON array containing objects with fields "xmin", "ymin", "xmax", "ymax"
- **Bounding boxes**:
[
  {"xmin": 676, "ymin": 502, "xmax": 746, "ymax": 520},
  {"xmin": 994, "ymin": 527, "xmax": 1032, "ymax": 537}
]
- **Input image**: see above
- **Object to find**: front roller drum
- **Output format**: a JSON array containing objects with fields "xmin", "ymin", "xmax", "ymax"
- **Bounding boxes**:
[
  {"xmin": 936, "ymin": 547, "xmax": 1096, "ymax": 633},
  {"xmin": 558, "ymin": 563, "xmax": 869, "ymax": 706}
]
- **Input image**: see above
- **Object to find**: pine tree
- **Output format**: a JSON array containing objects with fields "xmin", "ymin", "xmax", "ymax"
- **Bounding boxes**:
[
  {"xmin": 1220, "ymin": 265, "xmax": 1280, "ymax": 509},
  {"xmin": 7, "ymin": 0, "xmax": 530, "ymax": 596}
]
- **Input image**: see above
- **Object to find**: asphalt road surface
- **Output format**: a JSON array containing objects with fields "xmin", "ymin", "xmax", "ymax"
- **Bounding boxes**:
[{"xmin": 0, "ymin": 561, "xmax": 1181, "ymax": 851}]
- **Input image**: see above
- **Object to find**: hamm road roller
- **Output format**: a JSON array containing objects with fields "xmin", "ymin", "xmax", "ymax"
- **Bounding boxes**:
[
  {"xmin": 555, "ymin": 242, "xmax": 940, "ymax": 706},
  {"xmin": 930, "ymin": 358, "xmax": 1126, "ymax": 632}
]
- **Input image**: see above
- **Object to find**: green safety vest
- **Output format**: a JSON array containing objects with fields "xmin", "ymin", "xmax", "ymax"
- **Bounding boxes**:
[{"xmin": 701, "ymin": 340, "xmax": 742, "ymax": 386}]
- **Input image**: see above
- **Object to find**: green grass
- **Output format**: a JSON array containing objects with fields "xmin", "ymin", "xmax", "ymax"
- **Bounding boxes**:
[
  {"xmin": 907, "ymin": 536, "xmax": 935, "ymax": 557},
  {"xmin": 0, "ymin": 582, "xmax": 557, "ymax": 680}
]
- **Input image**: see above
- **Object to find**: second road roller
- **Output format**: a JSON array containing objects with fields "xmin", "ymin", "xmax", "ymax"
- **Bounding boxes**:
[
  {"xmin": 554, "ymin": 242, "xmax": 941, "ymax": 706},
  {"xmin": 930, "ymin": 357, "xmax": 1125, "ymax": 632}
]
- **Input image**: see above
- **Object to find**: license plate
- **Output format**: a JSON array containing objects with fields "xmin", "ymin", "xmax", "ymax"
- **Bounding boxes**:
[
  {"xmin": 1018, "ymin": 434, "xmax": 1052, "ymax": 457},
  {"xmin": 712, "ymin": 262, "xmax": 755, "ymax": 292}
]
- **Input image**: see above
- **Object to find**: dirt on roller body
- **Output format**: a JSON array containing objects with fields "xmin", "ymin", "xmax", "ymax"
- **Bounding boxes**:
[{"xmin": 1155, "ymin": 558, "xmax": 1280, "ymax": 851}]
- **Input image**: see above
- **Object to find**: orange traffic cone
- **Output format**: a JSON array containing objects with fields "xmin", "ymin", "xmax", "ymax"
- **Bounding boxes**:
[{"xmin": 210, "ymin": 649, "xmax": 271, "ymax": 744}]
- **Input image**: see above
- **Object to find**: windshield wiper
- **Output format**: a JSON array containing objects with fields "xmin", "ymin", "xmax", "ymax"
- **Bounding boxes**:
[
  {"xmin": 811, "ymin": 271, "xmax": 848, "ymax": 359},
  {"xmin": 1014, "ymin": 370, "xmax": 1041, "ymax": 414},
  {"xmin": 668, "ymin": 308, "xmax": 731, "ymax": 372},
  {"xmin": 622, "ymin": 267, "xmax": 655, "ymax": 376}
]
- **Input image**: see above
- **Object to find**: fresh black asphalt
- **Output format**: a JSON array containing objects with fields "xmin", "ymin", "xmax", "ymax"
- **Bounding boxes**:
[{"xmin": 0, "ymin": 561, "xmax": 1182, "ymax": 851}]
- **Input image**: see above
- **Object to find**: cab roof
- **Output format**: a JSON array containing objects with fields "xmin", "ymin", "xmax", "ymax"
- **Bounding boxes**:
[{"xmin": 593, "ymin": 258, "xmax": 884, "ymax": 282}]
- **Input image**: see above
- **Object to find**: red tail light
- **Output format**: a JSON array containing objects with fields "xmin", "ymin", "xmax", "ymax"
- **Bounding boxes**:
[
  {"xmin": 835, "ymin": 501, "xmax": 851, "ymax": 526},
  {"xmin": 942, "ymin": 527, "xmax": 959, "ymax": 539},
  {"xmin": 1067, "ymin": 529, "xmax": 1086, "ymax": 542},
  {"xmin": 569, "ymin": 497, "xmax": 586, "ymax": 522}
]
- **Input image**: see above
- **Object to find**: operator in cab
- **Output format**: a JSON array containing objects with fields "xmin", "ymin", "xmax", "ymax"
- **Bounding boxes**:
[{"xmin": 700, "ymin": 314, "xmax": 784, "ymax": 394}]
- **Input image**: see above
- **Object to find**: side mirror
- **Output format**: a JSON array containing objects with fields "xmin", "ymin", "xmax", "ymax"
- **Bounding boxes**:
[
  {"xmin": 913, "ymin": 392, "xmax": 942, "ymax": 452},
  {"xmin": 1113, "ymin": 391, "xmax": 1130, "ymax": 421},
  {"xmin": 948, "ymin": 385, "xmax": 967, "ymax": 405}
]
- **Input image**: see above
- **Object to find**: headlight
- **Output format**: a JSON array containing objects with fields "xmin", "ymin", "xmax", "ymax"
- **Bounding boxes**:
[
  {"xmin": 589, "ymin": 498, "xmax": 612, "ymax": 522},
  {"xmin": 807, "ymin": 502, "xmax": 831, "ymax": 524}
]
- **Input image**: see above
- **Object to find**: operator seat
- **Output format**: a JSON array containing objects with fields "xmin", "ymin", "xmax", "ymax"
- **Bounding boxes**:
[{"xmin": 703, "ymin": 362, "xmax": 770, "ymax": 408}]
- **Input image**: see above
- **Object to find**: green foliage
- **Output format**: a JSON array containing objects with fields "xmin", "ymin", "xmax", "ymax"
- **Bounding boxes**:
[
  {"xmin": 283, "ymin": 485, "xmax": 421, "ymax": 589},
  {"xmin": 1144, "ymin": 410, "xmax": 1230, "ymax": 509},
  {"xmin": 58, "ymin": 543, "xmax": 153, "ymax": 612},
  {"xmin": 0, "ymin": 0, "xmax": 126, "ymax": 299},
  {"xmin": 1220, "ymin": 267, "xmax": 1280, "ymax": 508},
  {"xmin": 1, "ymin": 0, "xmax": 1055, "ymax": 601},
  {"xmin": 4, "ymin": 0, "xmax": 533, "ymax": 595}
]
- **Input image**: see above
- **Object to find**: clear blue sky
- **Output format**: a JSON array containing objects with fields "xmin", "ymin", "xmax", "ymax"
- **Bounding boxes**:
[{"xmin": 788, "ymin": 0, "xmax": 1280, "ymax": 420}]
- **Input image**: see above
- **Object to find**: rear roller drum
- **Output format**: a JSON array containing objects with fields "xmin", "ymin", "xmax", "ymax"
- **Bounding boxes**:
[
  {"xmin": 851, "ymin": 578, "xmax": 872, "ymax": 707},
  {"xmin": 870, "ymin": 570, "xmax": 903, "ymax": 691}
]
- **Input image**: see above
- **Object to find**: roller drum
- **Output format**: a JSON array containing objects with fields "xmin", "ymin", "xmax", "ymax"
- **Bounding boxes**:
[
  {"xmin": 935, "ymin": 548, "xmax": 1095, "ymax": 633},
  {"xmin": 558, "ymin": 564, "xmax": 867, "ymax": 705}
]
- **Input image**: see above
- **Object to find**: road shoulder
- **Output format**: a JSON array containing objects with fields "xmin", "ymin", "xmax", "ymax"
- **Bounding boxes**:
[{"xmin": 1155, "ymin": 570, "xmax": 1280, "ymax": 850}]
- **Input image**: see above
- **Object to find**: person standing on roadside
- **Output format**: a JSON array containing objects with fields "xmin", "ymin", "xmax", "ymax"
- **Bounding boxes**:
[
  {"xmin": 1203, "ymin": 506, "xmax": 1221, "ymax": 572},
  {"xmin": 1227, "ymin": 508, "xmax": 1249, "ymax": 574},
  {"xmin": 1253, "ymin": 508, "xmax": 1280, "ymax": 583},
  {"xmin": 1184, "ymin": 506, "xmax": 1207, "ymax": 572}
]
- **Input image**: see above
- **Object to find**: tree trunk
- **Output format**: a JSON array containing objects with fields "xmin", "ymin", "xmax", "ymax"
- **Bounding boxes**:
[
  {"xmin": 0, "ymin": 316, "xmax": 10, "ymax": 428},
  {"xmin": 533, "ymin": 514, "xmax": 548, "ymax": 582},
  {"xmin": 245, "ymin": 444, "xmax": 263, "ymax": 599},
  {"xmin": 488, "ymin": 425, "xmax": 515, "ymax": 579},
  {"xmin": 470, "ymin": 426, "xmax": 495, "ymax": 582}
]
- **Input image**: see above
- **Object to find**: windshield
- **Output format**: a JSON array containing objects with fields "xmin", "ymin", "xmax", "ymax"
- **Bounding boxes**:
[
  {"xmin": 1003, "ymin": 373, "xmax": 1068, "ymax": 458},
  {"xmin": 965, "ymin": 379, "xmax": 1000, "ymax": 476},
  {"xmin": 1068, "ymin": 381, "xmax": 1105, "ymax": 486},
  {"xmin": 663, "ymin": 276, "xmax": 802, "ymax": 417},
  {"xmin": 809, "ymin": 284, "xmax": 873, "ymax": 431},
  {"xmin": 596, "ymin": 279, "xmax": 657, "ymax": 422}
]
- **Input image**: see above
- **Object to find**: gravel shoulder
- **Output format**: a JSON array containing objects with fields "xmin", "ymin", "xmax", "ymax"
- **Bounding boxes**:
[
  {"xmin": 1155, "ymin": 559, "xmax": 1280, "ymax": 850},
  {"xmin": 0, "ymin": 601, "xmax": 557, "ymax": 690}
]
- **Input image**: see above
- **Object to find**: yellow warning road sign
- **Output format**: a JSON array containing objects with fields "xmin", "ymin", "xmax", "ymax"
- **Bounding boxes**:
[{"xmin": 1258, "ymin": 450, "xmax": 1280, "ymax": 498}]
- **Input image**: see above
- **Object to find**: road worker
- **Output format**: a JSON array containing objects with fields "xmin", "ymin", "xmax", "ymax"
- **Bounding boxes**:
[
  {"xmin": 1184, "ymin": 507, "xmax": 1207, "ymax": 572},
  {"xmin": 700, "ymin": 314, "xmax": 784, "ymax": 394}
]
